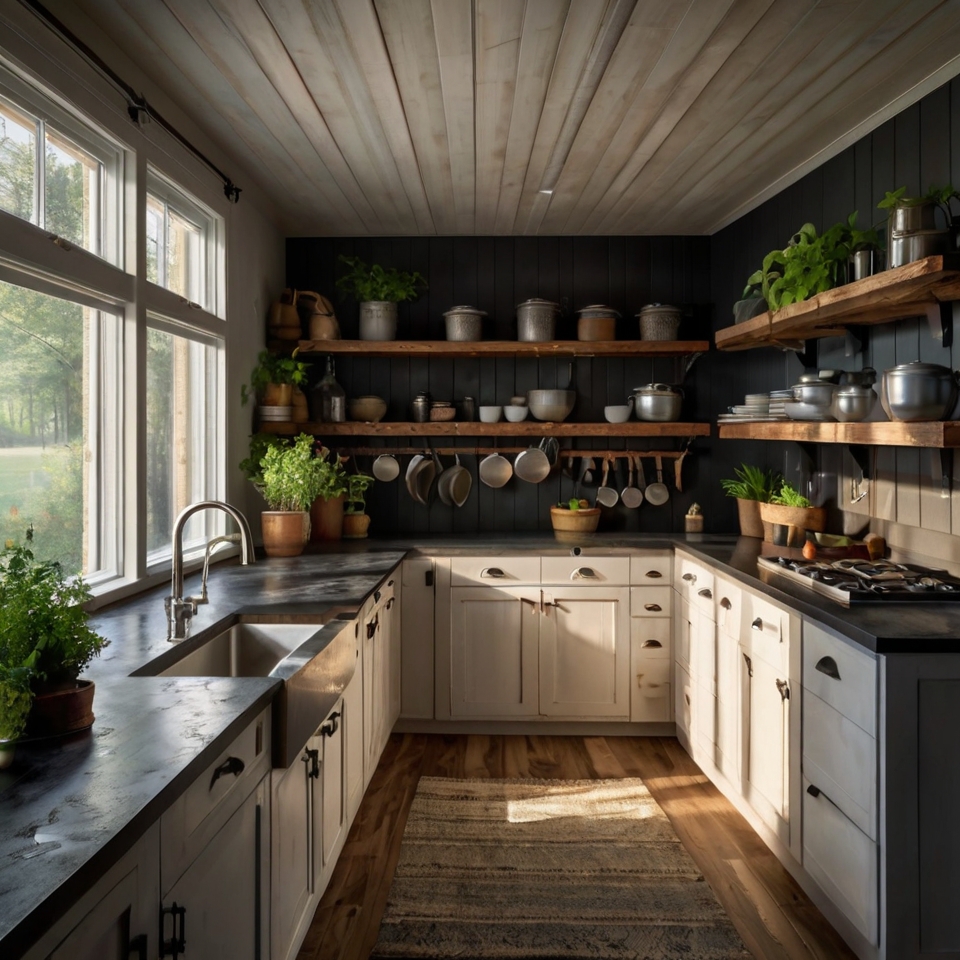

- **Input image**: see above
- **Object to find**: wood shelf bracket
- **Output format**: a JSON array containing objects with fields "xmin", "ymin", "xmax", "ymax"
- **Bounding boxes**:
[{"xmin": 925, "ymin": 301, "xmax": 954, "ymax": 348}]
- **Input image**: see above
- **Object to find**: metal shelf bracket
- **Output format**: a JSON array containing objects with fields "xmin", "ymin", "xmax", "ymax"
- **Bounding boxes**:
[
  {"xmin": 938, "ymin": 448, "xmax": 954, "ymax": 498},
  {"xmin": 844, "ymin": 326, "xmax": 867, "ymax": 357},
  {"xmin": 925, "ymin": 301, "xmax": 954, "ymax": 348},
  {"xmin": 793, "ymin": 341, "xmax": 817, "ymax": 368},
  {"xmin": 848, "ymin": 444, "xmax": 873, "ymax": 481}
]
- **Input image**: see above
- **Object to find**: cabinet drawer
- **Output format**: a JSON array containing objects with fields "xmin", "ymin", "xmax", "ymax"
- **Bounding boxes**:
[
  {"xmin": 450, "ymin": 557, "xmax": 540, "ymax": 585},
  {"xmin": 631, "ymin": 616, "xmax": 671, "ymax": 660},
  {"xmin": 715, "ymin": 577, "xmax": 741, "ymax": 638},
  {"xmin": 630, "ymin": 552, "xmax": 673, "ymax": 585},
  {"xmin": 803, "ymin": 620, "xmax": 876, "ymax": 737},
  {"xmin": 742, "ymin": 591, "xmax": 793, "ymax": 673},
  {"xmin": 631, "ymin": 655, "xmax": 672, "ymax": 722},
  {"xmin": 161, "ymin": 708, "xmax": 271, "ymax": 893},
  {"xmin": 803, "ymin": 777, "xmax": 879, "ymax": 945},
  {"xmin": 676, "ymin": 556, "xmax": 714, "ymax": 615},
  {"xmin": 630, "ymin": 586, "xmax": 672, "ymax": 617},
  {"xmin": 541, "ymin": 556, "xmax": 629, "ymax": 585},
  {"xmin": 803, "ymin": 691, "xmax": 877, "ymax": 839}
]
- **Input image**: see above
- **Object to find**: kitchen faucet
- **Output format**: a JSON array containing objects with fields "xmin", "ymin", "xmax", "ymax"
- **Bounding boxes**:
[{"xmin": 166, "ymin": 501, "xmax": 256, "ymax": 640}]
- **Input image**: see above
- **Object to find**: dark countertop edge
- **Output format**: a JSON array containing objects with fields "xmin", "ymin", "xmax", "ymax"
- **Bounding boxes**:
[{"xmin": 5, "ymin": 681, "xmax": 280, "ymax": 958}]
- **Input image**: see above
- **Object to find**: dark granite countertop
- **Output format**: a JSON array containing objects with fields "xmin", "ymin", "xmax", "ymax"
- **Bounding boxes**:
[{"xmin": 3, "ymin": 533, "xmax": 958, "ymax": 955}]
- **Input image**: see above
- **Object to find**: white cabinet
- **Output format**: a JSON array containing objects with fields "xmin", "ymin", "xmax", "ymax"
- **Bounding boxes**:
[
  {"xmin": 363, "ymin": 579, "xmax": 400, "ymax": 786},
  {"xmin": 28, "ymin": 824, "xmax": 160, "ymax": 960},
  {"xmin": 343, "ymin": 630, "xmax": 365, "ymax": 824},
  {"xmin": 449, "ymin": 585, "xmax": 540, "ymax": 717},
  {"xmin": 539, "ymin": 586, "xmax": 630, "ymax": 718},
  {"xmin": 630, "ymin": 616, "xmax": 672, "ymax": 722},
  {"xmin": 401, "ymin": 557, "xmax": 435, "ymax": 719}
]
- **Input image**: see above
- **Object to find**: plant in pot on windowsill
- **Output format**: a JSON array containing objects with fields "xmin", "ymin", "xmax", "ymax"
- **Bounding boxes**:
[
  {"xmin": 241, "ymin": 349, "xmax": 310, "ymax": 422},
  {"xmin": 343, "ymin": 472, "xmax": 376, "ymax": 539},
  {"xmin": 258, "ymin": 433, "xmax": 331, "ymax": 557},
  {"xmin": 720, "ymin": 463, "xmax": 780, "ymax": 538},
  {"xmin": 335, "ymin": 254, "xmax": 427, "ymax": 341},
  {"xmin": 0, "ymin": 528, "xmax": 109, "ymax": 761}
]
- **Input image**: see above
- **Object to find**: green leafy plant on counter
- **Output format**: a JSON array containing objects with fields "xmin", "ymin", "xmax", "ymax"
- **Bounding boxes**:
[
  {"xmin": 240, "ymin": 349, "xmax": 310, "ymax": 406},
  {"xmin": 770, "ymin": 480, "xmax": 812, "ymax": 508},
  {"xmin": 720, "ymin": 464, "xmax": 781, "ymax": 502},
  {"xmin": 335, "ymin": 255, "xmax": 427, "ymax": 304},
  {"xmin": 345, "ymin": 473, "xmax": 376, "ymax": 515},
  {"xmin": 258, "ymin": 434, "xmax": 346, "ymax": 512},
  {"xmin": 240, "ymin": 432, "xmax": 286, "ymax": 489}
]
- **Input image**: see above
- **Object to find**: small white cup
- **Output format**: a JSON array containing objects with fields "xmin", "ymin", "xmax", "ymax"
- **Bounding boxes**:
[
  {"xmin": 503, "ymin": 405, "xmax": 528, "ymax": 422},
  {"xmin": 604, "ymin": 404, "xmax": 632, "ymax": 423},
  {"xmin": 478, "ymin": 405, "xmax": 503, "ymax": 423}
]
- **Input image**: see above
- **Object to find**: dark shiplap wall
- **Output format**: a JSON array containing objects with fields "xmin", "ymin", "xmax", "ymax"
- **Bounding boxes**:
[
  {"xmin": 286, "ymin": 236, "xmax": 715, "ymax": 536},
  {"xmin": 710, "ymin": 76, "xmax": 960, "ymax": 545}
]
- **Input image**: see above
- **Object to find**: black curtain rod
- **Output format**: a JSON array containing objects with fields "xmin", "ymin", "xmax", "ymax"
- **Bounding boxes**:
[{"xmin": 19, "ymin": 0, "xmax": 242, "ymax": 203}]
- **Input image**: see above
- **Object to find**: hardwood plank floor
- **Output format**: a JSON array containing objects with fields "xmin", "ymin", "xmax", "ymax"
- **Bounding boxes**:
[{"xmin": 296, "ymin": 734, "xmax": 857, "ymax": 960}]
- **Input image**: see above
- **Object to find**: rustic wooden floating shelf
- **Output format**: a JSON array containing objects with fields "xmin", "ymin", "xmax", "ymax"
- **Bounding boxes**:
[
  {"xmin": 715, "ymin": 254, "xmax": 960, "ymax": 352},
  {"xmin": 297, "ymin": 339, "xmax": 708, "ymax": 358},
  {"xmin": 717, "ymin": 420, "xmax": 960, "ymax": 448},
  {"xmin": 260, "ymin": 421, "xmax": 711, "ymax": 438}
]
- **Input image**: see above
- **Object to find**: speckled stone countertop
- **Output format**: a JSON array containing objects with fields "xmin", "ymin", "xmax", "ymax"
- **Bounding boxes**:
[{"xmin": 3, "ymin": 534, "xmax": 959, "ymax": 955}]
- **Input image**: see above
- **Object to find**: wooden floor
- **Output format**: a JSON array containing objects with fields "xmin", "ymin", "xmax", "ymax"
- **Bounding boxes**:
[{"xmin": 296, "ymin": 734, "xmax": 857, "ymax": 960}]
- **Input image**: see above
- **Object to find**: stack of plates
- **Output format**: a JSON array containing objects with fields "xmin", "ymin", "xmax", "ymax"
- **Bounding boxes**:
[
  {"xmin": 767, "ymin": 389, "xmax": 794, "ymax": 420},
  {"xmin": 718, "ymin": 392, "xmax": 782, "ymax": 422},
  {"xmin": 258, "ymin": 405, "xmax": 293, "ymax": 422}
]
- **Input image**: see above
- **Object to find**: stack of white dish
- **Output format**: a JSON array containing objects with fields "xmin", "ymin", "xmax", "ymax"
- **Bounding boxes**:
[
  {"xmin": 718, "ymin": 392, "xmax": 778, "ymax": 422},
  {"xmin": 258, "ymin": 405, "xmax": 293, "ymax": 422},
  {"xmin": 767, "ymin": 389, "xmax": 794, "ymax": 419}
]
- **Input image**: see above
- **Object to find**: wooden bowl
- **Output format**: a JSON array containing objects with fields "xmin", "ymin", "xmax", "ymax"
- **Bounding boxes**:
[{"xmin": 550, "ymin": 506, "xmax": 600, "ymax": 536}]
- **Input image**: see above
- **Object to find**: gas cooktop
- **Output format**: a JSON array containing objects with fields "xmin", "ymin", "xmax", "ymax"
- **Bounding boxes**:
[{"xmin": 757, "ymin": 556, "xmax": 960, "ymax": 605}]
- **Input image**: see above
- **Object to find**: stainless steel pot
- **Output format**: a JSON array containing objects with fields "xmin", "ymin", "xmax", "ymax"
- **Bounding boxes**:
[
  {"xmin": 881, "ymin": 362, "xmax": 960, "ymax": 421},
  {"xmin": 831, "ymin": 384, "xmax": 877, "ymax": 423},
  {"xmin": 792, "ymin": 380, "xmax": 838, "ymax": 407},
  {"xmin": 631, "ymin": 383, "xmax": 683, "ymax": 422}
]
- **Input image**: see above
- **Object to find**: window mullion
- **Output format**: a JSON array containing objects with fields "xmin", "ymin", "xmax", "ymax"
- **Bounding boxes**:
[{"xmin": 35, "ymin": 116, "xmax": 44, "ymax": 229}]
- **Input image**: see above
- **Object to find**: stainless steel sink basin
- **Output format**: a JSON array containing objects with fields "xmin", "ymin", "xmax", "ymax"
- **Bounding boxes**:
[
  {"xmin": 138, "ymin": 611, "xmax": 358, "ymax": 767},
  {"xmin": 156, "ymin": 622, "xmax": 323, "ymax": 678}
]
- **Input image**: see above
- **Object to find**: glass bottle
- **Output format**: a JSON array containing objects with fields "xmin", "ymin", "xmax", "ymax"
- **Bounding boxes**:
[{"xmin": 311, "ymin": 355, "xmax": 346, "ymax": 422}]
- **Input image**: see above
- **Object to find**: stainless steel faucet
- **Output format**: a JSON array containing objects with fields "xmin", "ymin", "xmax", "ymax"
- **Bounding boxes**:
[{"xmin": 166, "ymin": 501, "xmax": 256, "ymax": 640}]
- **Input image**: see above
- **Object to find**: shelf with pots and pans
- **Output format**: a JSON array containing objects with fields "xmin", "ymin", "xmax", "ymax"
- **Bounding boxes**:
[{"xmin": 714, "ymin": 254, "xmax": 960, "ymax": 352}]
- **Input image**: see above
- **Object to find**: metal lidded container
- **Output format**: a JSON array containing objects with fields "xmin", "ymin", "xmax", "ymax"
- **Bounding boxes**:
[
  {"xmin": 516, "ymin": 298, "xmax": 558, "ymax": 342},
  {"xmin": 880, "ymin": 362, "xmax": 960, "ymax": 421},
  {"xmin": 637, "ymin": 303, "xmax": 681, "ymax": 341},
  {"xmin": 410, "ymin": 391, "xmax": 431, "ymax": 423},
  {"xmin": 443, "ymin": 305, "xmax": 486, "ymax": 342},
  {"xmin": 576, "ymin": 304, "xmax": 619, "ymax": 341}
]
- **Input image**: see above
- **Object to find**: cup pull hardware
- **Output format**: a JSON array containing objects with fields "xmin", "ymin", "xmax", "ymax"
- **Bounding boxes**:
[
  {"xmin": 815, "ymin": 656, "xmax": 841, "ymax": 680},
  {"xmin": 751, "ymin": 617, "xmax": 763, "ymax": 631},
  {"xmin": 641, "ymin": 639, "xmax": 663, "ymax": 648},
  {"xmin": 210, "ymin": 756, "xmax": 244, "ymax": 789},
  {"xmin": 481, "ymin": 567, "xmax": 506, "ymax": 578},
  {"xmin": 776, "ymin": 679, "xmax": 790, "ymax": 701},
  {"xmin": 698, "ymin": 588, "xmax": 712, "ymax": 599},
  {"xmin": 742, "ymin": 652, "xmax": 753, "ymax": 677},
  {"xmin": 571, "ymin": 566, "xmax": 598, "ymax": 579},
  {"xmin": 682, "ymin": 572, "xmax": 696, "ymax": 583},
  {"xmin": 644, "ymin": 570, "xmax": 662, "ymax": 578},
  {"xmin": 643, "ymin": 603, "xmax": 662, "ymax": 612},
  {"xmin": 720, "ymin": 597, "xmax": 732, "ymax": 610}
]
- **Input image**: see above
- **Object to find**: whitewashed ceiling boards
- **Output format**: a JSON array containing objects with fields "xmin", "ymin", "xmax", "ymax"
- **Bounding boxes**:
[{"xmin": 44, "ymin": 0, "xmax": 960, "ymax": 235}]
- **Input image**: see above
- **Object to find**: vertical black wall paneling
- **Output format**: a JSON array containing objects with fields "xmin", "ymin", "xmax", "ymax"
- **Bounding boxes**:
[
  {"xmin": 800, "ymin": 164, "xmax": 824, "ymax": 232},
  {"xmin": 428, "ymin": 237, "xmax": 455, "ymax": 409},
  {"xmin": 650, "ymin": 237, "xmax": 673, "ymax": 302},
  {"xmin": 921, "ymin": 83, "xmax": 951, "ymax": 191},
  {"xmin": 895, "ymin": 102, "xmax": 922, "ymax": 196},
  {"xmin": 624, "ymin": 236, "xmax": 651, "ymax": 318},
  {"xmin": 493, "ymin": 237, "xmax": 515, "ymax": 339},
  {"xmin": 821, "ymin": 150, "xmax": 855, "ymax": 225}
]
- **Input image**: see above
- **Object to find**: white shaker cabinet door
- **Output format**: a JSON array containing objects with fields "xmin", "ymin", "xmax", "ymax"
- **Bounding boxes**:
[
  {"xmin": 539, "ymin": 587, "xmax": 630, "ymax": 718},
  {"xmin": 449, "ymin": 586, "xmax": 540, "ymax": 717}
]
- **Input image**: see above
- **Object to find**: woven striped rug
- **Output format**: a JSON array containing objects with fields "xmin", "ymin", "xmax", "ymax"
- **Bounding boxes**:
[{"xmin": 372, "ymin": 776, "xmax": 751, "ymax": 959}]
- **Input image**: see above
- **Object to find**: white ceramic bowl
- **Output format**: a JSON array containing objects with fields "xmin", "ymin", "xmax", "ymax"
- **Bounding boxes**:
[
  {"xmin": 604, "ymin": 404, "xmax": 631, "ymax": 423},
  {"xmin": 503, "ymin": 405, "xmax": 528, "ymax": 422},
  {"xmin": 478, "ymin": 405, "xmax": 503, "ymax": 423}
]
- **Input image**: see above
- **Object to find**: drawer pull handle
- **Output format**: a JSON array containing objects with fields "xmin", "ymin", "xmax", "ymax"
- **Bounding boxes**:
[
  {"xmin": 645, "ymin": 570, "xmax": 663, "ymax": 578},
  {"xmin": 367, "ymin": 616, "xmax": 378, "ymax": 639},
  {"xmin": 807, "ymin": 783, "xmax": 821, "ymax": 798},
  {"xmin": 815, "ymin": 656, "xmax": 841, "ymax": 680},
  {"xmin": 698, "ymin": 588, "xmax": 712, "ymax": 599},
  {"xmin": 303, "ymin": 747, "xmax": 320, "ymax": 779},
  {"xmin": 129, "ymin": 933, "xmax": 148, "ymax": 960},
  {"xmin": 210, "ymin": 755, "xmax": 245, "ymax": 789},
  {"xmin": 481, "ymin": 567, "xmax": 506, "ymax": 578},
  {"xmin": 160, "ymin": 903, "xmax": 186, "ymax": 959},
  {"xmin": 643, "ymin": 603, "xmax": 662, "ymax": 612},
  {"xmin": 375, "ymin": 589, "xmax": 382, "ymax": 603},
  {"xmin": 742, "ymin": 652, "xmax": 753, "ymax": 677},
  {"xmin": 320, "ymin": 710, "xmax": 341, "ymax": 737},
  {"xmin": 776, "ymin": 679, "xmax": 790, "ymax": 701},
  {"xmin": 642, "ymin": 639, "xmax": 663, "ymax": 648},
  {"xmin": 682, "ymin": 572, "xmax": 696, "ymax": 583},
  {"xmin": 571, "ymin": 566, "xmax": 598, "ymax": 579},
  {"xmin": 720, "ymin": 597, "xmax": 732, "ymax": 610},
  {"xmin": 751, "ymin": 617, "xmax": 763, "ymax": 631}
]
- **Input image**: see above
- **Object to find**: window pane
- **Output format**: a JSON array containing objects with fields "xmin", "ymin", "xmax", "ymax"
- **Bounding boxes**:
[
  {"xmin": 146, "ymin": 326, "xmax": 221, "ymax": 561},
  {"xmin": 0, "ymin": 98, "xmax": 38, "ymax": 224},
  {"xmin": 146, "ymin": 194, "xmax": 163, "ymax": 286},
  {"xmin": 167, "ymin": 207, "xmax": 203, "ymax": 303},
  {"xmin": 45, "ymin": 127, "xmax": 102, "ymax": 255},
  {"xmin": 0, "ymin": 280, "xmax": 118, "ymax": 578}
]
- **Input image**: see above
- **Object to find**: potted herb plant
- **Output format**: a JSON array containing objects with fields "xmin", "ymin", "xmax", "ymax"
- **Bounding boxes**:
[
  {"xmin": 335, "ymin": 254, "xmax": 426, "ymax": 341},
  {"xmin": 258, "ymin": 433, "xmax": 331, "ymax": 557},
  {"xmin": 241, "ymin": 348, "xmax": 310, "ymax": 409},
  {"xmin": 759, "ymin": 480, "xmax": 827, "ymax": 546},
  {"xmin": 309, "ymin": 445, "xmax": 349, "ymax": 542},
  {"xmin": 720, "ymin": 463, "xmax": 781, "ymax": 538},
  {"xmin": 879, "ymin": 184, "xmax": 959, "ymax": 267},
  {"xmin": 343, "ymin": 472, "xmax": 376, "ymax": 539},
  {"xmin": 846, "ymin": 211, "xmax": 883, "ymax": 280},
  {"xmin": 0, "ymin": 528, "xmax": 109, "ymax": 752}
]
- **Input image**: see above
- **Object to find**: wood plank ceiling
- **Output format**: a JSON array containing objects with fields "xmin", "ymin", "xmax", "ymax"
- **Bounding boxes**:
[{"xmin": 53, "ymin": 0, "xmax": 960, "ymax": 236}]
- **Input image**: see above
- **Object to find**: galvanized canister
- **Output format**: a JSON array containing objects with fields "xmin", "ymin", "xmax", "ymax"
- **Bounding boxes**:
[
  {"xmin": 443, "ymin": 305, "xmax": 486, "ymax": 342},
  {"xmin": 516, "ymin": 299, "xmax": 558, "ymax": 342}
]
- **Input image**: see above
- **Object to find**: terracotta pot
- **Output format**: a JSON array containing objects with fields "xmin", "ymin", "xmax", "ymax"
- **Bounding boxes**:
[
  {"xmin": 25, "ymin": 679, "xmax": 95, "ymax": 737},
  {"xmin": 311, "ymin": 495, "xmax": 344, "ymax": 541},
  {"xmin": 759, "ymin": 501, "xmax": 827, "ymax": 546},
  {"xmin": 343, "ymin": 512, "xmax": 371, "ymax": 539},
  {"xmin": 291, "ymin": 387, "xmax": 309, "ymax": 423},
  {"xmin": 261, "ymin": 510, "xmax": 309, "ymax": 557},
  {"xmin": 262, "ymin": 382, "xmax": 293, "ymax": 406},
  {"xmin": 736, "ymin": 498, "xmax": 765, "ymax": 538}
]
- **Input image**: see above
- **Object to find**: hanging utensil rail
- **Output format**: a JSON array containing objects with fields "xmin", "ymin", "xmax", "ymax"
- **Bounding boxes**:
[{"xmin": 328, "ymin": 445, "xmax": 693, "ymax": 459}]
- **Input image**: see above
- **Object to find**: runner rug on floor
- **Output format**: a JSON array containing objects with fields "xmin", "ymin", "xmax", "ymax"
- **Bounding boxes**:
[{"xmin": 372, "ymin": 776, "xmax": 751, "ymax": 959}]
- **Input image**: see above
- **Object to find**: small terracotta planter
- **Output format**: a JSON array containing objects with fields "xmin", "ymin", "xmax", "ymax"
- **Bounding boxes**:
[
  {"xmin": 311, "ymin": 495, "xmax": 345, "ymax": 541},
  {"xmin": 25, "ymin": 679, "xmax": 95, "ymax": 737},
  {"xmin": 736, "ymin": 498, "xmax": 765, "ymax": 538},
  {"xmin": 261, "ymin": 510, "xmax": 310, "ymax": 557},
  {"xmin": 342, "ymin": 513, "xmax": 371, "ymax": 539},
  {"xmin": 759, "ymin": 502, "xmax": 827, "ymax": 547},
  {"xmin": 262, "ymin": 382, "xmax": 293, "ymax": 406}
]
